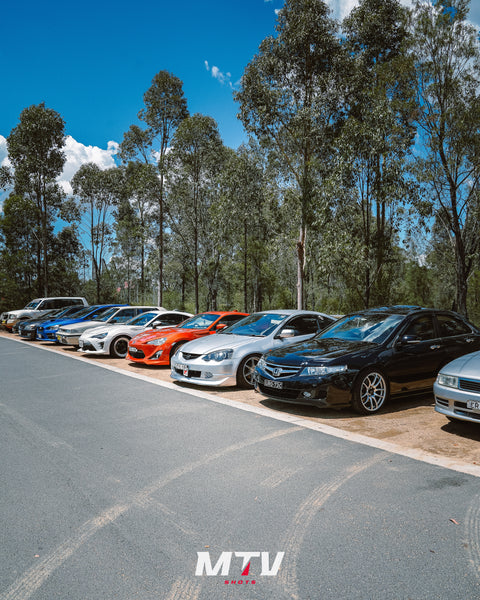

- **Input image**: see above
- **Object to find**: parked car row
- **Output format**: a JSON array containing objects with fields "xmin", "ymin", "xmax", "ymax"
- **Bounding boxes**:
[{"xmin": 3, "ymin": 300, "xmax": 480, "ymax": 423}]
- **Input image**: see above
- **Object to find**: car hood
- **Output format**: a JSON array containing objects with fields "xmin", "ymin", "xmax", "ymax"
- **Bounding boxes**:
[
  {"xmin": 60, "ymin": 319, "xmax": 106, "ymax": 332},
  {"xmin": 130, "ymin": 326, "xmax": 207, "ymax": 344},
  {"xmin": 440, "ymin": 350, "xmax": 480, "ymax": 379},
  {"xmin": 263, "ymin": 337, "xmax": 379, "ymax": 365},
  {"xmin": 180, "ymin": 333, "xmax": 268, "ymax": 354}
]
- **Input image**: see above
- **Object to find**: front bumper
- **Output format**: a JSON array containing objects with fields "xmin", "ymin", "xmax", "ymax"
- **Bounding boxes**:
[
  {"xmin": 56, "ymin": 332, "xmax": 80, "ymax": 345},
  {"xmin": 78, "ymin": 338, "xmax": 107, "ymax": 354},
  {"xmin": 170, "ymin": 356, "xmax": 236, "ymax": 387},
  {"xmin": 127, "ymin": 344, "xmax": 169, "ymax": 365},
  {"xmin": 434, "ymin": 382, "xmax": 480, "ymax": 424},
  {"xmin": 36, "ymin": 329, "xmax": 59, "ymax": 341},
  {"xmin": 254, "ymin": 370, "xmax": 354, "ymax": 409}
]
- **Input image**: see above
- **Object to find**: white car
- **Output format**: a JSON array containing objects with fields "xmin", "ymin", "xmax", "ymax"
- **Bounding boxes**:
[
  {"xmin": 78, "ymin": 310, "xmax": 193, "ymax": 358},
  {"xmin": 3, "ymin": 297, "xmax": 88, "ymax": 330},
  {"xmin": 56, "ymin": 305, "xmax": 162, "ymax": 346},
  {"xmin": 434, "ymin": 350, "xmax": 480, "ymax": 424},
  {"xmin": 170, "ymin": 310, "xmax": 335, "ymax": 388}
]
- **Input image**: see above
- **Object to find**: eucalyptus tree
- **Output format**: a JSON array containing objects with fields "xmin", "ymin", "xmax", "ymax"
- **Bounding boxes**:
[
  {"xmin": 71, "ymin": 163, "xmax": 121, "ymax": 303},
  {"xmin": 121, "ymin": 161, "xmax": 159, "ymax": 299},
  {"xmin": 411, "ymin": 0, "xmax": 480, "ymax": 316},
  {"xmin": 340, "ymin": 0, "xmax": 417, "ymax": 307},
  {"xmin": 215, "ymin": 142, "xmax": 275, "ymax": 312},
  {"xmin": 235, "ymin": 0, "xmax": 344, "ymax": 309},
  {"xmin": 120, "ymin": 71, "xmax": 189, "ymax": 305},
  {"xmin": 6, "ymin": 103, "xmax": 66, "ymax": 296},
  {"xmin": 166, "ymin": 114, "xmax": 227, "ymax": 313}
]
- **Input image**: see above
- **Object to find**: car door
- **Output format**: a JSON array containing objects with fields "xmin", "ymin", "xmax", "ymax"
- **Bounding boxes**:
[
  {"xmin": 274, "ymin": 314, "xmax": 321, "ymax": 346},
  {"xmin": 386, "ymin": 314, "xmax": 446, "ymax": 393},
  {"xmin": 436, "ymin": 312, "xmax": 480, "ymax": 363}
]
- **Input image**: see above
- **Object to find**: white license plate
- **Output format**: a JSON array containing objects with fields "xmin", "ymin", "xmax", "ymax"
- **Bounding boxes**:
[
  {"xmin": 177, "ymin": 364, "xmax": 189, "ymax": 376},
  {"xmin": 467, "ymin": 400, "xmax": 480, "ymax": 412},
  {"xmin": 56, "ymin": 334, "xmax": 62, "ymax": 341},
  {"xmin": 264, "ymin": 379, "xmax": 283, "ymax": 389}
]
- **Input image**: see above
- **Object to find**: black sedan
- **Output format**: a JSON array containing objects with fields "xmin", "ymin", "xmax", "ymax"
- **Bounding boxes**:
[{"xmin": 254, "ymin": 306, "xmax": 480, "ymax": 415}]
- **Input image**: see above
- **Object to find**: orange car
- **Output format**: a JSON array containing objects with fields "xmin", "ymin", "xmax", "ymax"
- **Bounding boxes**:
[{"xmin": 126, "ymin": 311, "xmax": 249, "ymax": 366}]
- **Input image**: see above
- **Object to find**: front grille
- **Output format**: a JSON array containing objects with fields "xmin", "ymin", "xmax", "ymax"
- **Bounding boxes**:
[
  {"xmin": 263, "ymin": 361, "xmax": 301, "ymax": 378},
  {"xmin": 435, "ymin": 397, "xmax": 449, "ymax": 408},
  {"xmin": 257, "ymin": 382, "xmax": 300, "ymax": 399},
  {"xmin": 175, "ymin": 367, "xmax": 201, "ymax": 378},
  {"xmin": 82, "ymin": 342, "xmax": 96, "ymax": 351},
  {"xmin": 181, "ymin": 352, "xmax": 201, "ymax": 361},
  {"xmin": 129, "ymin": 348, "xmax": 145, "ymax": 359},
  {"xmin": 459, "ymin": 379, "xmax": 480, "ymax": 394}
]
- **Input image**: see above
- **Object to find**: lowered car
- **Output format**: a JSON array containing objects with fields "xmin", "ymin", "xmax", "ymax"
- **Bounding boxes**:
[
  {"xmin": 434, "ymin": 351, "xmax": 480, "ymax": 424},
  {"xmin": 170, "ymin": 310, "xmax": 335, "ymax": 388},
  {"xmin": 56, "ymin": 305, "xmax": 159, "ymax": 346},
  {"xmin": 127, "ymin": 311, "xmax": 249, "ymax": 366},
  {"xmin": 36, "ymin": 304, "xmax": 123, "ymax": 342},
  {"xmin": 18, "ymin": 305, "xmax": 86, "ymax": 340},
  {"xmin": 78, "ymin": 310, "xmax": 192, "ymax": 358},
  {"xmin": 254, "ymin": 306, "xmax": 480, "ymax": 414}
]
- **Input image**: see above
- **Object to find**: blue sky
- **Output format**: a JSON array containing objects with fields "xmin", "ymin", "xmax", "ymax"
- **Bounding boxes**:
[{"xmin": 1, "ymin": 0, "xmax": 479, "ymax": 192}]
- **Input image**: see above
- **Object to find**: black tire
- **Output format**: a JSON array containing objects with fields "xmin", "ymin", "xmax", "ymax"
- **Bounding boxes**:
[
  {"xmin": 352, "ymin": 369, "xmax": 389, "ymax": 415},
  {"xmin": 110, "ymin": 336, "xmax": 130, "ymax": 358},
  {"xmin": 236, "ymin": 354, "xmax": 261, "ymax": 388},
  {"xmin": 169, "ymin": 341, "xmax": 186, "ymax": 364}
]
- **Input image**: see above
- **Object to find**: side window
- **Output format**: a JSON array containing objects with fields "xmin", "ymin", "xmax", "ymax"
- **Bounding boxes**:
[
  {"xmin": 437, "ymin": 314, "xmax": 471, "ymax": 337},
  {"xmin": 403, "ymin": 316, "xmax": 436, "ymax": 341},
  {"xmin": 216, "ymin": 314, "xmax": 246, "ymax": 327},
  {"xmin": 42, "ymin": 300, "xmax": 57, "ymax": 309},
  {"xmin": 112, "ymin": 308, "xmax": 136, "ymax": 323},
  {"xmin": 283, "ymin": 316, "xmax": 319, "ymax": 336},
  {"xmin": 154, "ymin": 314, "xmax": 186, "ymax": 326},
  {"xmin": 53, "ymin": 299, "xmax": 67, "ymax": 308}
]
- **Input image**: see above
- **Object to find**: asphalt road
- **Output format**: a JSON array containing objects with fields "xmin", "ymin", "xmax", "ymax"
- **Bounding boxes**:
[{"xmin": 1, "ymin": 336, "xmax": 480, "ymax": 600}]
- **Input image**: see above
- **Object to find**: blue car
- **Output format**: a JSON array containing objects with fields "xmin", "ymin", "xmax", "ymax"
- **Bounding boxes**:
[
  {"xmin": 18, "ymin": 305, "xmax": 87, "ymax": 340},
  {"xmin": 36, "ymin": 305, "xmax": 125, "ymax": 342}
]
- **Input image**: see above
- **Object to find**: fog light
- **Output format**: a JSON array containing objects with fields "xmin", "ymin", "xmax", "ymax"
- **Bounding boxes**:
[
  {"xmin": 152, "ymin": 350, "xmax": 163, "ymax": 359},
  {"xmin": 303, "ymin": 391, "xmax": 312, "ymax": 398}
]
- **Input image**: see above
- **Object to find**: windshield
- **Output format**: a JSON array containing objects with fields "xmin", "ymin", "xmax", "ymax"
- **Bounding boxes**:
[
  {"xmin": 179, "ymin": 313, "xmax": 221, "ymax": 329},
  {"xmin": 318, "ymin": 313, "xmax": 405, "ymax": 344},
  {"xmin": 95, "ymin": 307, "xmax": 119, "ymax": 322},
  {"xmin": 221, "ymin": 312, "xmax": 290, "ymax": 337},
  {"xmin": 126, "ymin": 312, "xmax": 159, "ymax": 326},
  {"xmin": 65, "ymin": 306, "xmax": 94, "ymax": 318}
]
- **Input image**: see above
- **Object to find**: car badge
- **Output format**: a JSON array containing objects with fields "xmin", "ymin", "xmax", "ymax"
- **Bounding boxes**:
[{"xmin": 273, "ymin": 368, "xmax": 282, "ymax": 377}]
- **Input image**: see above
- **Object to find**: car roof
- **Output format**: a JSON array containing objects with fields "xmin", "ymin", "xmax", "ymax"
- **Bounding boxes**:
[{"xmin": 346, "ymin": 305, "xmax": 429, "ymax": 317}]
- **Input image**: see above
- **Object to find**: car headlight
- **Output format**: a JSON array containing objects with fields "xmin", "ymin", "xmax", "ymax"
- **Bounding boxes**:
[
  {"xmin": 146, "ymin": 337, "xmax": 167, "ymax": 346},
  {"xmin": 203, "ymin": 349, "xmax": 234, "ymax": 362},
  {"xmin": 92, "ymin": 332, "xmax": 108, "ymax": 339},
  {"xmin": 257, "ymin": 356, "xmax": 267, "ymax": 369},
  {"xmin": 437, "ymin": 373, "xmax": 459, "ymax": 388},
  {"xmin": 301, "ymin": 365, "xmax": 348, "ymax": 376},
  {"xmin": 48, "ymin": 325, "xmax": 60, "ymax": 332}
]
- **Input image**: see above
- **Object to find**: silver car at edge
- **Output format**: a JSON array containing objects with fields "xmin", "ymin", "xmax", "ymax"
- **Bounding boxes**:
[
  {"xmin": 78, "ymin": 310, "xmax": 193, "ymax": 358},
  {"xmin": 170, "ymin": 310, "xmax": 335, "ymax": 388},
  {"xmin": 434, "ymin": 350, "xmax": 480, "ymax": 424}
]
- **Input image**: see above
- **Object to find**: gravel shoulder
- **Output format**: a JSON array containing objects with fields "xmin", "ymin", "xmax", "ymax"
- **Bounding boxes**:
[{"xmin": 3, "ymin": 331, "xmax": 480, "ymax": 467}]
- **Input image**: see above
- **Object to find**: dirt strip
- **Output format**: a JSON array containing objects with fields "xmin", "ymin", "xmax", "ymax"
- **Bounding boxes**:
[{"xmin": 2, "ymin": 330, "xmax": 480, "ymax": 466}]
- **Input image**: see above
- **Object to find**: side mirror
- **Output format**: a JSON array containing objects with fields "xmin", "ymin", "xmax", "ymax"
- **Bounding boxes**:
[
  {"xmin": 397, "ymin": 334, "xmax": 422, "ymax": 346},
  {"xmin": 216, "ymin": 323, "xmax": 227, "ymax": 331},
  {"xmin": 278, "ymin": 328, "xmax": 296, "ymax": 339}
]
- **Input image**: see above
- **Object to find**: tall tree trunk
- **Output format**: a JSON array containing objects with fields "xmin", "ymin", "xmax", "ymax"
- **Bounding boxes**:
[{"xmin": 296, "ymin": 225, "xmax": 306, "ymax": 310}]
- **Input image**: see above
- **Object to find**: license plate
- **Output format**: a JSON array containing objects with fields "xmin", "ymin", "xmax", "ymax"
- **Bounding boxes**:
[
  {"xmin": 177, "ymin": 364, "xmax": 189, "ymax": 376},
  {"xmin": 56, "ymin": 334, "xmax": 61, "ymax": 341},
  {"xmin": 263, "ymin": 379, "xmax": 283, "ymax": 389},
  {"xmin": 467, "ymin": 400, "xmax": 480, "ymax": 412},
  {"xmin": 79, "ymin": 340, "xmax": 84, "ymax": 348}
]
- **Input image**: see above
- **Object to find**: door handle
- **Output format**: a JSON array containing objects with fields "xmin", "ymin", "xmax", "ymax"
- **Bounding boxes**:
[{"xmin": 430, "ymin": 344, "xmax": 441, "ymax": 350}]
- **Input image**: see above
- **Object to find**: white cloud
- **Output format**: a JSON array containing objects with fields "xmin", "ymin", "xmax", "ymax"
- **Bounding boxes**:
[
  {"xmin": 326, "ymin": 0, "xmax": 413, "ymax": 20},
  {"xmin": 0, "ymin": 134, "xmax": 119, "ymax": 197},
  {"xmin": 204, "ymin": 60, "xmax": 233, "ymax": 89},
  {"xmin": 0, "ymin": 135, "xmax": 10, "ymax": 168},
  {"xmin": 60, "ymin": 136, "xmax": 119, "ymax": 194}
]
